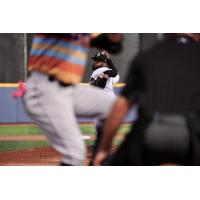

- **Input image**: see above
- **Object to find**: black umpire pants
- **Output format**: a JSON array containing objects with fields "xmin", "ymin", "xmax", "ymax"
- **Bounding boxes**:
[{"xmin": 107, "ymin": 112, "xmax": 200, "ymax": 166}]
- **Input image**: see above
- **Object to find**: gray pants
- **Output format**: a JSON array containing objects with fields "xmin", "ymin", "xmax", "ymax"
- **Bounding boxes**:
[
  {"xmin": 109, "ymin": 113, "xmax": 191, "ymax": 165},
  {"xmin": 23, "ymin": 72, "xmax": 116, "ymax": 165}
]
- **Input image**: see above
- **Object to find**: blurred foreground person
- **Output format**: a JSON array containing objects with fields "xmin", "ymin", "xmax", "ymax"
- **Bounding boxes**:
[
  {"xmin": 23, "ymin": 33, "xmax": 123, "ymax": 166},
  {"xmin": 94, "ymin": 33, "xmax": 200, "ymax": 166}
]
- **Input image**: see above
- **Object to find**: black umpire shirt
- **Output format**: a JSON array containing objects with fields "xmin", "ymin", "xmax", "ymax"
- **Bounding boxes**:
[{"xmin": 122, "ymin": 36, "xmax": 200, "ymax": 115}]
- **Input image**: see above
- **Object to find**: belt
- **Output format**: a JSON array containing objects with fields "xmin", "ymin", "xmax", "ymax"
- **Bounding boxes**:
[
  {"xmin": 139, "ymin": 110, "xmax": 187, "ymax": 125},
  {"xmin": 48, "ymin": 75, "xmax": 73, "ymax": 87},
  {"xmin": 152, "ymin": 113, "xmax": 187, "ymax": 125}
]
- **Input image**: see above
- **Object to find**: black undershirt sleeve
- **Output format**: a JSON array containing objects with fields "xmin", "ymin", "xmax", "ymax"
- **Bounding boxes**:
[
  {"xmin": 103, "ymin": 59, "xmax": 118, "ymax": 77},
  {"xmin": 104, "ymin": 69, "xmax": 118, "ymax": 77},
  {"xmin": 106, "ymin": 59, "xmax": 115, "ymax": 69}
]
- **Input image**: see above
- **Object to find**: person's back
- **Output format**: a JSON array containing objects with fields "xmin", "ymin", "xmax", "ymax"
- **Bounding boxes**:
[
  {"xmin": 134, "ymin": 36, "xmax": 200, "ymax": 114},
  {"xmin": 28, "ymin": 33, "xmax": 91, "ymax": 84},
  {"xmin": 120, "ymin": 34, "xmax": 200, "ymax": 165}
]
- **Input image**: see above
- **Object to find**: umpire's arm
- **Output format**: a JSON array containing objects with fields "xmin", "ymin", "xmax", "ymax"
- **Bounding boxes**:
[{"xmin": 93, "ymin": 96, "xmax": 132, "ymax": 166}]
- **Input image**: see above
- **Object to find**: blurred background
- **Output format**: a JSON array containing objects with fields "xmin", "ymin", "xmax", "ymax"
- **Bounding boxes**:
[
  {"xmin": 0, "ymin": 33, "xmax": 163, "ymax": 83},
  {"xmin": 0, "ymin": 33, "xmax": 163, "ymax": 123}
]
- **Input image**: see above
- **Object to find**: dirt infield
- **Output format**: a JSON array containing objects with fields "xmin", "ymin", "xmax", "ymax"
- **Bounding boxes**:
[
  {"xmin": 0, "ymin": 133, "xmax": 123, "ymax": 166},
  {"xmin": 0, "ymin": 147, "xmax": 60, "ymax": 166},
  {"xmin": 0, "ymin": 134, "xmax": 124, "ymax": 141},
  {"xmin": 0, "ymin": 135, "xmax": 47, "ymax": 141},
  {"xmin": 0, "ymin": 146, "xmax": 95, "ymax": 166}
]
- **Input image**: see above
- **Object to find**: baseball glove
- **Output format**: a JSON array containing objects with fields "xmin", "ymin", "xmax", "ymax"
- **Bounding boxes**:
[{"xmin": 90, "ymin": 77, "xmax": 107, "ymax": 89}]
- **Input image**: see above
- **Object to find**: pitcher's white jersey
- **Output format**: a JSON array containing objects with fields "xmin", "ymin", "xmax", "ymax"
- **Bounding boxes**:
[{"xmin": 90, "ymin": 67, "xmax": 120, "ymax": 94}]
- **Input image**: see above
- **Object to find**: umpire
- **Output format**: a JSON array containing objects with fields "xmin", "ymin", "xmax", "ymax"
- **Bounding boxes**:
[{"xmin": 94, "ymin": 33, "xmax": 200, "ymax": 166}]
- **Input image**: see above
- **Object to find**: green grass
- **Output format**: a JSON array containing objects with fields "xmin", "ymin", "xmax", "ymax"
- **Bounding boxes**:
[
  {"xmin": 0, "ymin": 123, "xmax": 131, "ymax": 152},
  {"xmin": 0, "ymin": 140, "xmax": 122, "ymax": 152},
  {"xmin": 118, "ymin": 123, "xmax": 132, "ymax": 134},
  {"xmin": 0, "ymin": 125, "xmax": 42, "ymax": 135},
  {"xmin": 0, "ymin": 141, "xmax": 50, "ymax": 152},
  {"xmin": 0, "ymin": 123, "xmax": 131, "ymax": 136}
]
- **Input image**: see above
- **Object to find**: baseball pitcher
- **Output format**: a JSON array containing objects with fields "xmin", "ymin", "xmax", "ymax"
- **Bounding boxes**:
[{"xmin": 89, "ymin": 51, "xmax": 120, "ymax": 164}]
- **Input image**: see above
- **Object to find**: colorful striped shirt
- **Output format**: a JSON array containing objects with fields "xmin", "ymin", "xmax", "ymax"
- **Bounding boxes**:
[{"xmin": 28, "ymin": 33, "xmax": 95, "ymax": 84}]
